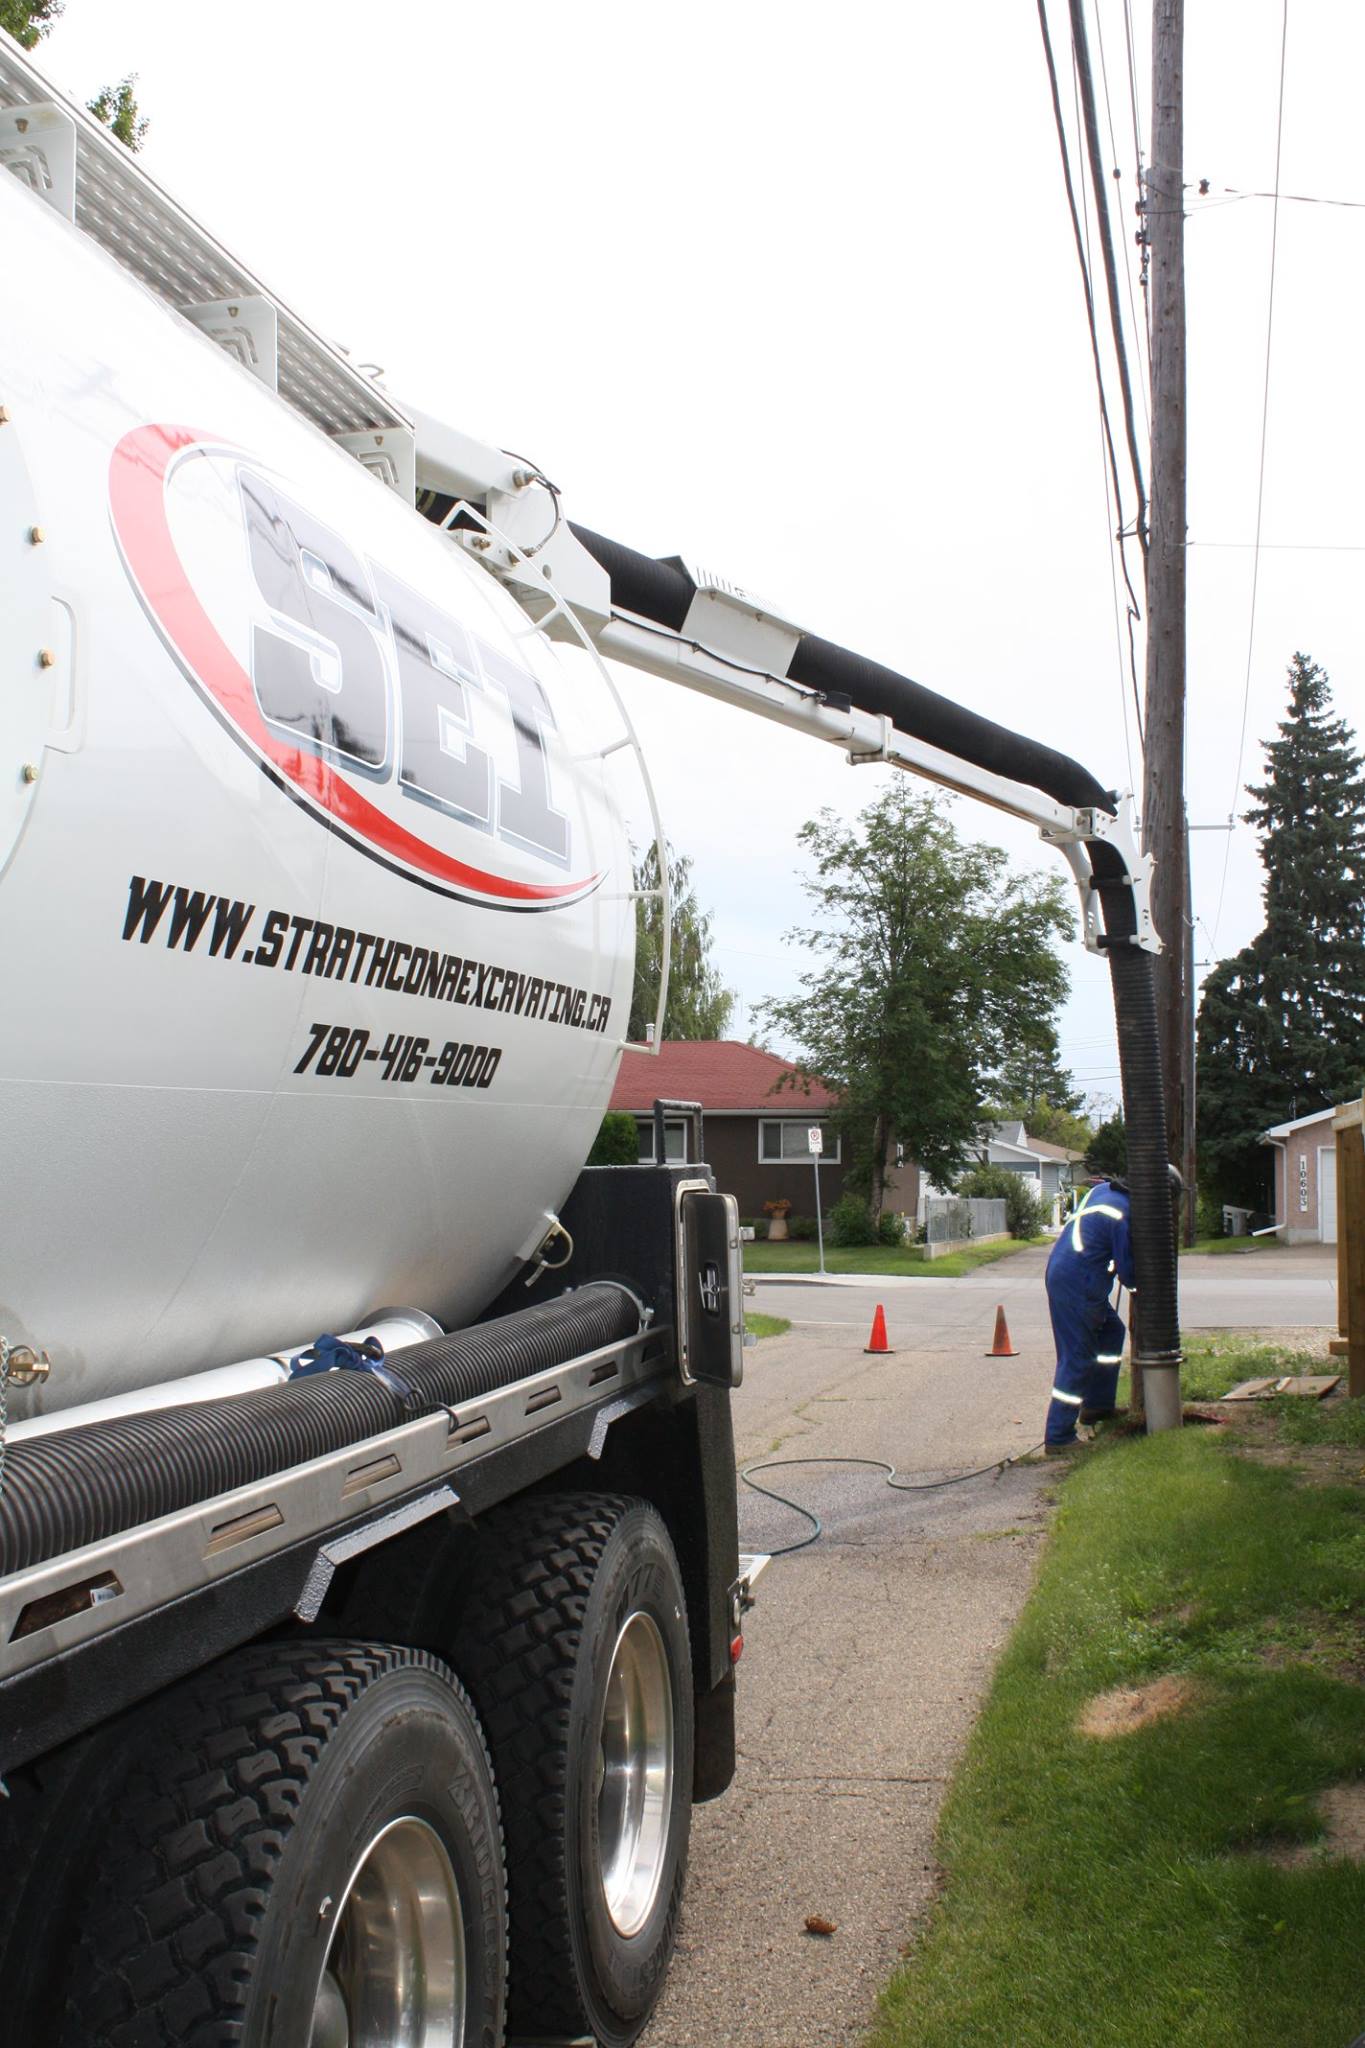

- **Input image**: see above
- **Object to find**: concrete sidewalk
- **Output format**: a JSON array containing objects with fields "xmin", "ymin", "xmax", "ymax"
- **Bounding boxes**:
[{"xmin": 641, "ymin": 1257, "xmax": 1056, "ymax": 2047}]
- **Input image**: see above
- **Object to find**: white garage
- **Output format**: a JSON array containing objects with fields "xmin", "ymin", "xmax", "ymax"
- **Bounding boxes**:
[{"xmin": 1264, "ymin": 1108, "xmax": 1340, "ymax": 1245}]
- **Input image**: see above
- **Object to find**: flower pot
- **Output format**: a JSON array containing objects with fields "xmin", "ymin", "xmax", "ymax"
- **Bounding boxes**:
[{"xmin": 767, "ymin": 1216, "xmax": 789, "ymax": 1241}]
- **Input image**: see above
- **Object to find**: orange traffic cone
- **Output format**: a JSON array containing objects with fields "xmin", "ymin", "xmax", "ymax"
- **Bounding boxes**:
[
  {"xmin": 986, "ymin": 1305, "xmax": 1019, "ymax": 1357},
  {"xmin": 865, "ymin": 1304, "xmax": 894, "ymax": 1354}
]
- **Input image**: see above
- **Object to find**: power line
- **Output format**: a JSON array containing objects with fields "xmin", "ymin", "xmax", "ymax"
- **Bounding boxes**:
[
  {"xmin": 1035, "ymin": 0, "xmax": 1147, "ymax": 753},
  {"xmin": 1067, "ymin": 0, "xmax": 1150, "ymax": 545},
  {"xmin": 1194, "ymin": 183, "xmax": 1365, "ymax": 212},
  {"xmin": 1121, "ymin": 0, "xmax": 1146, "ymax": 170},
  {"xmin": 1189, "ymin": 538, "xmax": 1365, "ymax": 553},
  {"xmin": 1098, "ymin": 402, "xmax": 1139, "ymax": 787},
  {"xmin": 1092, "ymin": 0, "xmax": 1151, "ymax": 429},
  {"xmin": 1073, "ymin": 39, "xmax": 1142, "ymax": 774},
  {"xmin": 1213, "ymin": 0, "xmax": 1290, "ymax": 950}
]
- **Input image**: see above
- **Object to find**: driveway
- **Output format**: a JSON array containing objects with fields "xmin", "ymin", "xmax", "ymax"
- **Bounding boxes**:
[
  {"xmin": 640, "ymin": 1256, "xmax": 1057, "ymax": 2047},
  {"xmin": 641, "ymin": 1243, "xmax": 1338, "ymax": 2047}
]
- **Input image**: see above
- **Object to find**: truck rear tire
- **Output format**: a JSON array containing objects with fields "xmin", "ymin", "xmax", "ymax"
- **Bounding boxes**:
[
  {"xmin": 451, "ymin": 1493, "xmax": 694, "ymax": 2048},
  {"xmin": 56, "ymin": 1641, "xmax": 506, "ymax": 2048}
]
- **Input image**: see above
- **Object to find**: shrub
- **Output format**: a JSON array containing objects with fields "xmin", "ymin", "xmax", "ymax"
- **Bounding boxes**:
[
  {"xmin": 877, "ymin": 1210, "xmax": 905, "ymax": 1246},
  {"xmin": 1194, "ymin": 1190, "xmax": 1225, "ymax": 1241},
  {"xmin": 1002, "ymin": 1177, "xmax": 1044, "ymax": 1240},
  {"xmin": 587, "ymin": 1110, "xmax": 640, "ymax": 1166},
  {"xmin": 958, "ymin": 1163, "xmax": 1043, "ymax": 1239},
  {"xmin": 787, "ymin": 1214, "xmax": 819, "ymax": 1242},
  {"xmin": 830, "ymin": 1193, "xmax": 878, "ymax": 1246}
]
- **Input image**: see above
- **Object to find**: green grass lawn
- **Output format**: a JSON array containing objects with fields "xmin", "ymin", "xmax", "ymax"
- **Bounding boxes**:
[
  {"xmin": 744, "ymin": 1312, "xmax": 790, "ymax": 1340},
  {"xmin": 742, "ymin": 1236, "xmax": 1047, "ymax": 1279},
  {"xmin": 872, "ymin": 1390, "xmax": 1365, "ymax": 2048},
  {"xmin": 1119, "ymin": 1336, "xmax": 1361, "ymax": 1432}
]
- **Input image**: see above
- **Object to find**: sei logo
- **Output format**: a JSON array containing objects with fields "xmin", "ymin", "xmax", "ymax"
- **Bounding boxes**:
[{"xmin": 110, "ymin": 424, "xmax": 599, "ymax": 909}]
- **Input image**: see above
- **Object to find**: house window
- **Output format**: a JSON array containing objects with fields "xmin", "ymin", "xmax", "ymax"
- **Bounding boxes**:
[
  {"xmin": 758, "ymin": 1120, "xmax": 841, "ymax": 1164},
  {"xmin": 637, "ymin": 1119, "xmax": 687, "ymax": 1163}
]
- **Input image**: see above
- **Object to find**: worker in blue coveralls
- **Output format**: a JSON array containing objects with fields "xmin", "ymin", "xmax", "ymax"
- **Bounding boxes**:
[
  {"xmin": 1044, "ymin": 1167, "xmax": 1183, "ymax": 1450},
  {"xmin": 1044, "ymin": 1176, "xmax": 1136, "ymax": 1451}
]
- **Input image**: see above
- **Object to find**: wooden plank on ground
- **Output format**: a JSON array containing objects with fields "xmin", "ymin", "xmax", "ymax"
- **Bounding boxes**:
[{"xmin": 1222, "ymin": 1375, "xmax": 1342, "ymax": 1402}]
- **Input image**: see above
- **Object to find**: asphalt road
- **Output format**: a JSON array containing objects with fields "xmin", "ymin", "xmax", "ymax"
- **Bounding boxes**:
[
  {"xmin": 639, "ymin": 1243, "xmax": 1337, "ymax": 2048},
  {"xmin": 751, "ymin": 1241, "xmax": 1338, "ymax": 1334}
]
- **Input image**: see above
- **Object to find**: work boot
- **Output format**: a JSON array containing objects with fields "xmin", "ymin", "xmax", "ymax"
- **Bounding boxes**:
[{"xmin": 1047, "ymin": 1425, "xmax": 1096, "ymax": 1458}]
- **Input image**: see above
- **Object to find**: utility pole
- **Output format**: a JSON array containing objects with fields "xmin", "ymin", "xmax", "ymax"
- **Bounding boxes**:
[{"xmin": 1142, "ymin": 0, "xmax": 1189, "ymax": 1232}]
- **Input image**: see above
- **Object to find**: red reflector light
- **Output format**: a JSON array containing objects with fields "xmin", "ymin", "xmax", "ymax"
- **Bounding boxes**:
[{"xmin": 730, "ymin": 1634, "xmax": 744, "ymax": 1663}]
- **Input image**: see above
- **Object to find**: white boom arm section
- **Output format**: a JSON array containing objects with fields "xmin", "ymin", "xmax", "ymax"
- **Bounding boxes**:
[{"xmin": 406, "ymin": 402, "xmax": 1157, "ymax": 960}]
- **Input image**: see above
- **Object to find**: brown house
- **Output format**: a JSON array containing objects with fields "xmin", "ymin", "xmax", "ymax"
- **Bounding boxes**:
[{"xmin": 608, "ymin": 1040, "xmax": 918, "ymax": 1221}]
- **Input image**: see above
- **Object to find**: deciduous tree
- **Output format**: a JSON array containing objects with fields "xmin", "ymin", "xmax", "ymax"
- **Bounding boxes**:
[
  {"xmin": 628, "ymin": 842, "xmax": 735, "ymax": 1043},
  {"xmin": 1197, "ymin": 654, "xmax": 1365, "ymax": 1205},
  {"xmin": 755, "ymin": 783, "xmax": 1072, "ymax": 1214},
  {"xmin": 984, "ymin": 1030, "xmax": 1091, "ymax": 1149},
  {"xmin": 88, "ymin": 74, "xmax": 147, "ymax": 150},
  {"xmin": 0, "ymin": 0, "xmax": 60, "ymax": 48},
  {"xmin": 2, "ymin": 5, "xmax": 148, "ymax": 151}
]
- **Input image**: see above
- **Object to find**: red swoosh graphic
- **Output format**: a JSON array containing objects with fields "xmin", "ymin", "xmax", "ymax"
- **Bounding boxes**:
[{"xmin": 109, "ymin": 423, "xmax": 597, "ymax": 905}]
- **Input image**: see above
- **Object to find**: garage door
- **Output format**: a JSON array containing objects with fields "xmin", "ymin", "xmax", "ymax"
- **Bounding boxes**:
[{"xmin": 1320, "ymin": 1146, "xmax": 1337, "ymax": 1244}]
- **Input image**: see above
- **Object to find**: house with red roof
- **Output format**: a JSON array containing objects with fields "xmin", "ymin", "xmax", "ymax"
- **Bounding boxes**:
[{"xmin": 608, "ymin": 1039, "xmax": 918, "ymax": 1220}]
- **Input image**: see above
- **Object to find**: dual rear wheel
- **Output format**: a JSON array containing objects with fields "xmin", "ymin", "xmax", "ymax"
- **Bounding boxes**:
[{"xmin": 0, "ymin": 1495, "xmax": 692, "ymax": 2048}]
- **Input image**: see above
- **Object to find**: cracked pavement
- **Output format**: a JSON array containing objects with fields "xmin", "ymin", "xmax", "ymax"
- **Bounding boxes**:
[{"xmin": 640, "ymin": 1248, "xmax": 1059, "ymax": 2048}]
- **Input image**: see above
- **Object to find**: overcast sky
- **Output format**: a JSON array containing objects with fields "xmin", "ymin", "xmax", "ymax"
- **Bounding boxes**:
[{"xmin": 32, "ymin": 1, "xmax": 1365, "ymax": 1106}]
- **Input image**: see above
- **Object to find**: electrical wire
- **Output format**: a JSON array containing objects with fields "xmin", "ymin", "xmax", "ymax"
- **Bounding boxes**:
[
  {"xmin": 1121, "ymin": 0, "xmax": 1146, "ymax": 185},
  {"xmin": 1096, "ymin": 369, "xmax": 1142, "ymax": 781},
  {"xmin": 1072, "ymin": 46, "xmax": 1141, "ymax": 777},
  {"xmin": 1195, "ymin": 183, "xmax": 1365, "ymax": 212},
  {"xmin": 741, "ymin": 1448, "xmax": 1045, "ymax": 1558},
  {"xmin": 1038, "ymin": 0, "xmax": 1147, "ymax": 760},
  {"xmin": 1067, "ymin": 0, "xmax": 1150, "ymax": 550},
  {"xmin": 1212, "ymin": 0, "xmax": 1290, "ymax": 950},
  {"xmin": 1190, "ymin": 539, "xmax": 1365, "ymax": 553},
  {"xmin": 1092, "ymin": 0, "xmax": 1151, "ymax": 427}
]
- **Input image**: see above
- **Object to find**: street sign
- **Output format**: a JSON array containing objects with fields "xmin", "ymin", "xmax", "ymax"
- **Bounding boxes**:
[{"xmin": 808, "ymin": 1129, "xmax": 827, "ymax": 1275}]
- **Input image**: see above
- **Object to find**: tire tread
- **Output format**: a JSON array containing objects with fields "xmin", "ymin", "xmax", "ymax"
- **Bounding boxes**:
[
  {"xmin": 56, "ymin": 1641, "xmax": 494, "ymax": 2046},
  {"xmin": 452, "ymin": 1492, "xmax": 682, "ymax": 2040}
]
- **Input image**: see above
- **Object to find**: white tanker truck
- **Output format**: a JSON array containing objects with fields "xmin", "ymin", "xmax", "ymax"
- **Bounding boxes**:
[{"xmin": 0, "ymin": 29, "xmax": 1183, "ymax": 2048}]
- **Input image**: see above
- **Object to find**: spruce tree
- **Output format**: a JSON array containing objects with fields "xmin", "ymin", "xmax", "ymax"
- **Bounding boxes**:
[{"xmin": 1197, "ymin": 653, "xmax": 1365, "ymax": 1205}]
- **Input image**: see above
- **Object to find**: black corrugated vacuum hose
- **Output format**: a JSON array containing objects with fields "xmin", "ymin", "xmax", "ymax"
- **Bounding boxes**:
[
  {"xmin": 0, "ymin": 1283, "xmax": 642, "ymax": 1576},
  {"xmin": 1088, "ymin": 834, "xmax": 1182, "ymax": 1425},
  {"xmin": 565, "ymin": 525, "xmax": 1182, "ymax": 1414}
]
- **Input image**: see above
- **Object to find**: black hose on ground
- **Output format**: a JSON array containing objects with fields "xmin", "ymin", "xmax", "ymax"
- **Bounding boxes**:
[
  {"xmin": 741, "ymin": 1450, "xmax": 1045, "ymax": 1557},
  {"xmin": 0, "ymin": 1284, "xmax": 642, "ymax": 1576}
]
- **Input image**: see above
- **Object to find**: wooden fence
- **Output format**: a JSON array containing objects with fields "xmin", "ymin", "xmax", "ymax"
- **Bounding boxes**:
[{"xmin": 1330, "ymin": 1096, "xmax": 1364, "ymax": 1397}]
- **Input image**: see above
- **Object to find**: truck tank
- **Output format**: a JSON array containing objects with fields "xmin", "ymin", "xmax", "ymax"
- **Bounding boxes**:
[{"xmin": 0, "ymin": 167, "xmax": 639, "ymax": 1417}]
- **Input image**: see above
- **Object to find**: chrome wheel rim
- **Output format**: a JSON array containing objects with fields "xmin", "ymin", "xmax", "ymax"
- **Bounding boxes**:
[
  {"xmin": 309, "ymin": 1815, "xmax": 465, "ymax": 2048},
  {"xmin": 597, "ymin": 1610, "xmax": 674, "ymax": 1937}
]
